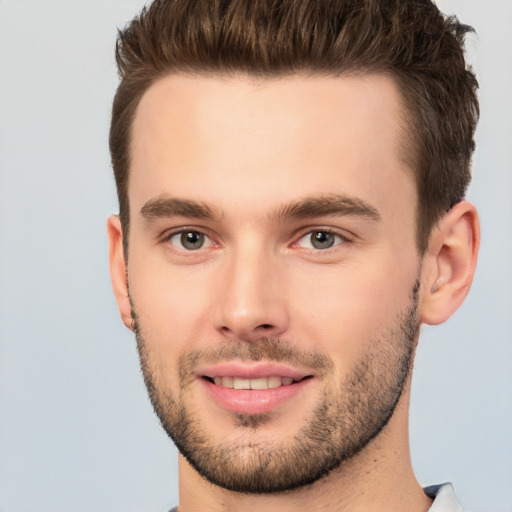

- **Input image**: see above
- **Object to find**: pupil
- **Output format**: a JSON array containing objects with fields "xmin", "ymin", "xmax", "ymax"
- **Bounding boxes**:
[
  {"xmin": 181, "ymin": 231, "xmax": 204, "ymax": 250},
  {"xmin": 311, "ymin": 231, "xmax": 334, "ymax": 249}
]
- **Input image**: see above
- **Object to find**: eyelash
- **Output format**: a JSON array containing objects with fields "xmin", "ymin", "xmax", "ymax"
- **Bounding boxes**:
[
  {"xmin": 160, "ymin": 227, "xmax": 351, "ymax": 253},
  {"xmin": 293, "ymin": 228, "xmax": 350, "ymax": 252},
  {"xmin": 162, "ymin": 228, "xmax": 216, "ymax": 251}
]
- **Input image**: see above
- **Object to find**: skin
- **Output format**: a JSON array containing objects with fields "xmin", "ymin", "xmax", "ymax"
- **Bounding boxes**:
[{"xmin": 108, "ymin": 73, "xmax": 479, "ymax": 512}]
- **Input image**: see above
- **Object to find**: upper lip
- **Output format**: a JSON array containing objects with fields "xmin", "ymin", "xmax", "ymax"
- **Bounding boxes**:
[{"xmin": 198, "ymin": 362, "xmax": 312, "ymax": 380}]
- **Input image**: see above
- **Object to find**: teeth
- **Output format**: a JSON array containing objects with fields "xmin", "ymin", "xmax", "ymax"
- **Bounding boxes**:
[
  {"xmin": 211, "ymin": 376, "xmax": 297, "ymax": 389},
  {"xmin": 222, "ymin": 376, "xmax": 234, "ymax": 388},
  {"xmin": 250, "ymin": 378, "xmax": 268, "ymax": 390},
  {"xmin": 268, "ymin": 376, "xmax": 282, "ymax": 389},
  {"xmin": 233, "ymin": 378, "xmax": 250, "ymax": 390}
]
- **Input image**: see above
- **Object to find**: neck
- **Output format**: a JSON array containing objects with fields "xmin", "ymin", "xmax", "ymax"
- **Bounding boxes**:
[{"xmin": 177, "ymin": 381, "xmax": 431, "ymax": 512}]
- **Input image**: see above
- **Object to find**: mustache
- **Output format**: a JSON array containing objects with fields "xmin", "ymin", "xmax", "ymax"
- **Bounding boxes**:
[{"xmin": 178, "ymin": 337, "xmax": 333, "ymax": 381}]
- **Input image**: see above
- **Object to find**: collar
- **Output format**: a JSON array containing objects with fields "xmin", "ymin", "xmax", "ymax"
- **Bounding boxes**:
[{"xmin": 425, "ymin": 483, "xmax": 464, "ymax": 512}]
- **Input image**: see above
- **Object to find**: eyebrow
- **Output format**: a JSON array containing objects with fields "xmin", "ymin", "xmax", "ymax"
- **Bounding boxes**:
[
  {"xmin": 139, "ymin": 193, "xmax": 381, "ymax": 224},
  {"xmin": 140, "ymin": 195, "xmax": 221, "ymax": 222},
  {"xmin": 273, "ymin": 194, "xmax": 381, "ymax": 222}
]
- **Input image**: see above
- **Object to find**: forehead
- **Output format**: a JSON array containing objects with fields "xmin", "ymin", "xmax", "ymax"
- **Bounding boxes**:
[{"xmin": 129, "ymin": 73, "xmax": 415, "ymax": 223}]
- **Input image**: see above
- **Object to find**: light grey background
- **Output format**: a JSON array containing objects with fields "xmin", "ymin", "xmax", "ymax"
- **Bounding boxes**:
[{"xmin": 0, "ymin": 1, "xmax": 510, "ymax": 511}]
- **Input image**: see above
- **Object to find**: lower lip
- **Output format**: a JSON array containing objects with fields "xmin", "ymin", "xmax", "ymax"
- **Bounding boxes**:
[{"xmin": 201, "ymin": 378, "xmax": 313, "ymax": 415}]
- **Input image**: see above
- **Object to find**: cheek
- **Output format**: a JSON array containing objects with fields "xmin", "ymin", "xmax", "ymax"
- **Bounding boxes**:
[
  {"xmin": 288, "ymin": 260, "xmax": 417, "ymax": 366},
  {"xmin": 128, "ymin": 260, "xmax": 216, "ymax": 375}
]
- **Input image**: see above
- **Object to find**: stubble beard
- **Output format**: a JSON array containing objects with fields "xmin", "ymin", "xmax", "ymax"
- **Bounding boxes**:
[{"xmin": 132, "ymin": 280, "xmax": 419, "ymax": 494}]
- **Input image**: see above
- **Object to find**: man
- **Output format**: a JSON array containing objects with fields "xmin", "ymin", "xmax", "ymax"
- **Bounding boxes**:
[{"xmin": 107, "ymin": 0, "xmax": 480, "ymax": 510}]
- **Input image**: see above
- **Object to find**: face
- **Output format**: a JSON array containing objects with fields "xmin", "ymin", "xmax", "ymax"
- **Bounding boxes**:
[{"xmin": 122, "ymin": 73, "xmax": 423, "ymax": 492}]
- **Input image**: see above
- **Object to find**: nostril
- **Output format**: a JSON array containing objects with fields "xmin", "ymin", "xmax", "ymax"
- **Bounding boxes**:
[{"xmin": 259, "ymin": 324, "xmax": 273, "ymax": 329}]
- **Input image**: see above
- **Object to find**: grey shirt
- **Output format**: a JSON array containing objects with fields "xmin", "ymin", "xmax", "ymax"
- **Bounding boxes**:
[{"xmin": 167, "ymin": 482, "xmax": 465, "ymax": 512}]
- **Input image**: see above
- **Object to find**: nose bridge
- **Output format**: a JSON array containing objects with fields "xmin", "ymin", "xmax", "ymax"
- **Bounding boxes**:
[{"xmin": 215, "ymin": 235, "xmax": 288, "ymax": 340}]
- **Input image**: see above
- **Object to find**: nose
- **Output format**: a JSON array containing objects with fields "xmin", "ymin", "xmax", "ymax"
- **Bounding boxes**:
[{"xmin": 214, "ymin": 245, "xmax": 289, "ymax": 342}]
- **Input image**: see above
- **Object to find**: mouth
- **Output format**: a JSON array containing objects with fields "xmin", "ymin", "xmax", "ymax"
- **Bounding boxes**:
[
  {"xmin": 202, "ymin": 375, "xmax": 312, "ymax": 390},
  {"xmin": 198, "ymin": 363, "xmax": 315, "ymax": 415}
]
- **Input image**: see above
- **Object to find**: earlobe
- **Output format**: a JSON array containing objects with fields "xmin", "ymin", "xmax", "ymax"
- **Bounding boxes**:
[
  {"xmin": 107, "ymin": 215, "xmax": 134, "ymax": 331},
  {"xmin": 420, "ymin": 201, "xmax": 480, "ymax": 325}
]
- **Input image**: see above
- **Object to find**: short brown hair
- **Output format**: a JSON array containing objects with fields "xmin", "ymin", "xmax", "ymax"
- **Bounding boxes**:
[{"xmin": 110, "ymin": 0, "xmax": 479, "ymax": 254}]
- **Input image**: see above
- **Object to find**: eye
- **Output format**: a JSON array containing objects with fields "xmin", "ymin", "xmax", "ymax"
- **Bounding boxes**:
[
  {"xmin": 168, "ymin": 230, "xmax": 212, "ymax": 250},
  {"xmin": 296, "ymin": 230, "xmax": 345, "ymax": 250}
]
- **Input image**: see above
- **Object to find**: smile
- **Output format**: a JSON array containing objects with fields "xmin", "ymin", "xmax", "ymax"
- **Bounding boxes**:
[
  {"xmin": 205, "ymin": 376, "xmax": 304, "ymax": 389},
  {"xmin": 199, "ymin": 367, "xmax": 314, "ymax": 415}
]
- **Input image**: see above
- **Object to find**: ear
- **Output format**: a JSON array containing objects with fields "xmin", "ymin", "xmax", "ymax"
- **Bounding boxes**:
[
  {"xmin": 107, "ymin": 215, "xmax": 134, "ymax": 330},
  {"xmin": 420, "ymin": 200, "xmax": 480, "ymax": 325}
]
